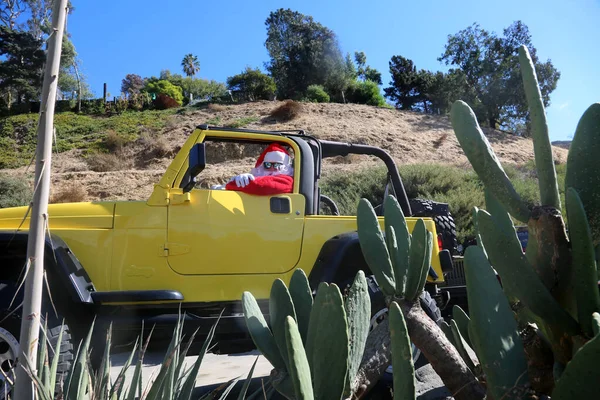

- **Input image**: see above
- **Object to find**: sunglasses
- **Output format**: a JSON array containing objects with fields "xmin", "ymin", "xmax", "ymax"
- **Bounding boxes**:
[{"xmin": 263, "ymin": 161, "xmax": 284, "ymax": 170}]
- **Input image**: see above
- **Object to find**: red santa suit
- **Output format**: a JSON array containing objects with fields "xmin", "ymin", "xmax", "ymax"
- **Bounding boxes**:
[{"xmin": 225, "ymin": 143, "xmax": 294, "ymax": 195}]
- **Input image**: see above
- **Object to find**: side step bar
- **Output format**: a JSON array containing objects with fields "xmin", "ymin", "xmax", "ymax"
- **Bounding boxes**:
[{"xmin": 90, "ymin": 290, "xmax": 183, "ymax": 304}]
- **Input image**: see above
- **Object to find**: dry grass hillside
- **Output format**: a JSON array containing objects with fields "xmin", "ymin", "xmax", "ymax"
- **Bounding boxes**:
[{"xmin": 1, "ymin": 100, "xmax": 569, "ymax": 203}]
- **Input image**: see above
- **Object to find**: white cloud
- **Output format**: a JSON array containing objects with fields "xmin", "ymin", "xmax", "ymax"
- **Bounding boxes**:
[{"xmin": 559, "ymin": 102, "xmax": 570, "ymax": 110}]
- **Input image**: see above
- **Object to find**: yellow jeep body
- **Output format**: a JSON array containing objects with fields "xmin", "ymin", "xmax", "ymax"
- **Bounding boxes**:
[{"xmin": 0, "ymin": 126, "xmax": 447, "ymax": 306}]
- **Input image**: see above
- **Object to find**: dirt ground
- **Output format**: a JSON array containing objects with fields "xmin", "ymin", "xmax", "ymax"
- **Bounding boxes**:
[{"xmin": 1, "ymin": 101, "xmax": 569, "ymax": 202}]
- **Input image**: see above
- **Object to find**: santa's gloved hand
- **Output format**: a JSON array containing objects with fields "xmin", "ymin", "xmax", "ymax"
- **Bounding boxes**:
[{"xmin": 234, "ymin": 173, "xmax": 255, "ymax": 188}]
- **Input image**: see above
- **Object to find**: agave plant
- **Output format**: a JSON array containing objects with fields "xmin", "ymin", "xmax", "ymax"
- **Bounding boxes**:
[
  {"xmin": 19, "ymin": 312, "xmax": 258, "ymax": 400},
  {"xmin": 441, "ymin": 44, "xmax": 600, "ymax": 399}
]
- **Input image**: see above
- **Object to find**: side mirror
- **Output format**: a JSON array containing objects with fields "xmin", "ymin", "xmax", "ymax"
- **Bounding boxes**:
[{"xmin": 182, "ymin": 143, "xmax": 206, "ymax": 193}]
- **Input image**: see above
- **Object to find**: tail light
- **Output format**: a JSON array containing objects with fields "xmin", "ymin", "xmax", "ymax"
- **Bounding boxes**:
[{"xmin": 437, "ymin": 234, "xmax": 443, "ymax": 250}]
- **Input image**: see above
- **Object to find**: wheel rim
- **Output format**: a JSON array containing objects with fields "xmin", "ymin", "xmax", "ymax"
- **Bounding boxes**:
[
  {"xmin": 0, "ymin": 327, "xmax": 19, "ymax": 399},
  {"xmin": 369, "ymin": 308, "xmax": 421, "ymax": 374}
]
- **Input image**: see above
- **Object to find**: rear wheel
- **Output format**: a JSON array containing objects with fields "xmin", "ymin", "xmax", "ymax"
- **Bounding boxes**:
[
  {"xmin": 0, "ymin": 281, "xmax": 76, "ymax": 398},
  {"xmin": 409, "ymin": 198, "xmax": 458, "ymax": 255}
]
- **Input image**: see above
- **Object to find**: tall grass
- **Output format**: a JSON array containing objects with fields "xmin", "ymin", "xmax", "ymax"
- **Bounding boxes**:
[{"xmin": 319, "ymin": 162, "xmax": 564, "ymax": 244}]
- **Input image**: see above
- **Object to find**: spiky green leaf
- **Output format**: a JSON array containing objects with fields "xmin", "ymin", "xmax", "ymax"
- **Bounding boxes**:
[
  {"xmin": 344, "ymin": 270, "xmax": 370, "ymax": 397},
  {"xmin": 464, "ymin": 245, "xmax": 529, "ymax": 400},
  {"xmin": 450, "ymin": 320, "xmax": 476, "ymax": 372},
  {"xmin": 180, "ymin": 316, "xmax": 220, "ymax": 400},
  {"xmin": 452, "ymin": 306, "xmax": 472, "ymax": 349},
  {"xmin": 384, "ymin": 195, "xmax": 411, "ymax": 295},
  {"xmin": 285, "ymin": 316, "xmax": 314, "ymax": 400},
  {"xmin": 565, "ymin": 103, "xmax": 600, "ymax": 245},
  {"xmin": 450, "ymin": 100, "xmax": 530, "ymax": 222},
  {"xmin": 518, "ymin": 45, "xmax": 560, "ymax": 209},
  {"xmin": 477, "ymin": 209, "xmax": 580, "ymax": 335},
  {"xmin": 242, "ymin": 291, "xmax": 286, "ymax": 370},
  {"xmin": 415, "ymin": 231, "xmax": 433, "ymax": 299},
  {"xmin": 357, "ymin": 198, "xmax": 396, "ymax": 296},
  {"xmin": 269, "ymin": 278, "xmax": 297, "ymax": 372},
  {"xmin": 566, "ymin": 188, "xmax": 600, "ymax": 337},
  {"xmin": 389, "ymin": 302, "xmax": 416, "ymax": 400},
  {"xmin": 289, "ymin": 269, "xmax": 313, "ymax": 345},
  {"xmin": 307, "ymin": 284, "xmax": 349, "ymax": 400},
  {"xmin": 405, "ymin": 219, "xmax": 428, "ymax": 301},
  {"xmin": 237, "ymin": 357, "xmax": 259, "ymax": 400}
]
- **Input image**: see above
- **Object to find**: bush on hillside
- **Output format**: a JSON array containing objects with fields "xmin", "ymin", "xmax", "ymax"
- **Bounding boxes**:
[
  {"xmin": 305, "ymin": 85, "xmax": 330, "ymax": 103},
  {"xmin": 269, "ymin": 100, "xmax": 303, "ymax": 121},
  {"xmin": 0, "ymin": 176, "xmax": 32, "ymax": 208},
  {"xmin": 346, "ymin": 80, "xmax": 386, "ymax": 107},
  {"xmin": 50, "ymin": 183, "xmax": 87, "ymax": 204},
  {"xmin": 144, "ymin": 80, "xmax": 184, "ymax": 105},
  {"xmin": 154, "ymin": 94, "xmax": 180, "ymax": 110}
]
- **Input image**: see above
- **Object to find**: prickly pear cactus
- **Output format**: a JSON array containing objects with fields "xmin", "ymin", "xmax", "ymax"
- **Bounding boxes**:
[
  {"xmin": 242, "ymin": 269, "xmax": 371, "ymax": 399},
  {"xmin": 447, "ymin": 44, "xmax": 600, "ymax": 398},
  {"xmin": 357, "ymin": 195, "xmax": 432, "ymax": 301}
]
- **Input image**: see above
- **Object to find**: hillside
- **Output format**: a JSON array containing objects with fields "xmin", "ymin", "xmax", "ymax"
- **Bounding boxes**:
[{"xmin": 0, "ymin": 101, "xmax": 570, "ymax": 203}]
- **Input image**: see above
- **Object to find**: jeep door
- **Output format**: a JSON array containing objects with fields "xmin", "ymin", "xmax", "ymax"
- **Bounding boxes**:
[{"xmin": 166, "ymin": 137, "xmax": 306, "ymax": 276}]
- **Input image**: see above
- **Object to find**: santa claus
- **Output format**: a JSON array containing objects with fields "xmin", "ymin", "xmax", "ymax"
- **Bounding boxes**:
[{"xmin": 223, "ymin": 143, "xmax": 294, "ymax": 195}]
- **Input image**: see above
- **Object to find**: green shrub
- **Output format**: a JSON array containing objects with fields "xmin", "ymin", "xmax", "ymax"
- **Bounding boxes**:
[
  {"xmin": 144, "ymin": 80, "xmax": 184, "ymax": 105},
  {"xmin": 319, "ymin": 162, "xmax": 563, "ymax": 244},
  {"xmin": 346, "ymin": 80, "xmax": 386, "ymax": 106},
  {"xmin": 319, "ymin": 166, "xmax": 387, "ymax": 215},
  {"xmin": 0, "ymin": 175, "xmax": 32, "ymax": 208},
  {"xmin": 305, "ymin": 85, "xmax": 330, "ymax": 103}
]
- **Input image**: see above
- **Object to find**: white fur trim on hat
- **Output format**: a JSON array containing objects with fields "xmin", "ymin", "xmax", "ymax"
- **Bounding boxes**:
[{"xmin": 263, "ymin": 150, "xmax": 290, "ymax": 165}]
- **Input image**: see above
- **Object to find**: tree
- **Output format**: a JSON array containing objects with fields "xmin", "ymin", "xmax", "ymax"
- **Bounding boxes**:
[
  {"xmin": 121, "ymin": 74, "xmax": 144, "ymax": 97},
  {"xmin": 226, "ymin": 67, "xmax": 276, "ymax": 101},
  {"xmin": 383, "ymin": 55, "xmax": 422, "ymax": 110},
  {"xmin": 439, "ymin": 21, "xmax": 560, "ymax": 132},
  {"xmin": 264, "ymin": 8, "xmax": 348, "ymax": 99},
  {"xmin": 0, "ymin": 26, "xmax": 45, "ymax": 107},
  {"xmin": 0, "ymin": 0, "xmax": 26, "ymax": 29},
  {"xmin": 181, "ymin": 53, "xmax": 200, "ymax": 77},
  {"xmin": 354, "ymin": 51, "xmax": 382, "ymax": 85}
]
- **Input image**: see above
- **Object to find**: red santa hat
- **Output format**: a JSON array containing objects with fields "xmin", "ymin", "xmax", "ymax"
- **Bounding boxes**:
[{"xmin": 254, "ymin": 143, "xmax": 291, "ymax": 167}]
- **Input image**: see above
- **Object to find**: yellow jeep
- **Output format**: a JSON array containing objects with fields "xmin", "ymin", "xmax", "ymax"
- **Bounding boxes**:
[{"xmin": 0, "ymin": 125, "xmax": 456, "ymax": 371}]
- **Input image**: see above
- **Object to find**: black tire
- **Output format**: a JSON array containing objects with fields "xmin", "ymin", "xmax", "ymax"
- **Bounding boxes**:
[
  {"xmin": 0, "ymin": 281, "xmax": 76, "ymax": 397},
  {"xmin": 409, "ymin": 198, "xmax": 458, "ymax": 255}
]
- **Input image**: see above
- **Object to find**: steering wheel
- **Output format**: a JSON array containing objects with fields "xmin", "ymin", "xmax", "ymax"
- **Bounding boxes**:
[{"xmin": 320, "ymin": 194, "xmax": 340, "ymax": 216}]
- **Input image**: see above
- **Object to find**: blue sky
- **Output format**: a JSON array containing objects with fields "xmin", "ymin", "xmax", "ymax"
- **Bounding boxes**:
[{"xmin": 67, "ymin": 0, "xmax": 599, "ymax": 141}]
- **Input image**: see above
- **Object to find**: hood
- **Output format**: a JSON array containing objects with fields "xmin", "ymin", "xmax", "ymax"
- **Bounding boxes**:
[{"xmin": 0, "ymin": 202, "xmax": 116, "ymax": 231}]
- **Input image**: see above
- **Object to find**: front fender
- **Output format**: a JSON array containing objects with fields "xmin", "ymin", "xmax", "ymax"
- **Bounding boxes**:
[{"xmin": 0, "ymin": 232, "xmax": 95, "ymax": 303}]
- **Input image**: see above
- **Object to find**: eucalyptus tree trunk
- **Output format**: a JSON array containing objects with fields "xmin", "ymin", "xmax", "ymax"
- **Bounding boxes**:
[{"xmin": 13, "ymin": 0, "xmax": 68, "ymax": 398}]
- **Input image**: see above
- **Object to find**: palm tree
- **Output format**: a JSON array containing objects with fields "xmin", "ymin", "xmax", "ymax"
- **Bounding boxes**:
[{"xmin": 181, "ymin": 53, "xmax": 200, "ymax": 77}]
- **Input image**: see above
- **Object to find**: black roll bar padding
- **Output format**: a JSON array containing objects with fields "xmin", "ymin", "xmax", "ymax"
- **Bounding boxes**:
[{"xmin": 319, "ymin": 140, "xmax": 412, "ymax": 216}]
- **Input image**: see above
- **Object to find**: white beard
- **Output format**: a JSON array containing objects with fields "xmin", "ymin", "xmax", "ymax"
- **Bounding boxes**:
[{"xmin": 251, "ymin": 164, "xmax": 294, "ymax": 177}]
